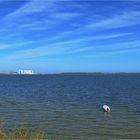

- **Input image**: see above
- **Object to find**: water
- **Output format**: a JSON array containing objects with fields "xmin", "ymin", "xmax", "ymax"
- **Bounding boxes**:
[{"xmin": 0, "ymin": 74, "xmax": 139, "ymax": 139}]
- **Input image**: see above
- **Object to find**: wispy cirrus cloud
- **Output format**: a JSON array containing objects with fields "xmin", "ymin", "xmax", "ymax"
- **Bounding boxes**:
[
  {"xmin": 4, "ymin": 0, "xmax": 55, "ymax": 19},
  {"xmin": 2, "ymin": 38, "xmax": 140, "ymax": 62},
  {"xmin": 3, "ymin": 0, "xmax": 82, "ymax": 33},
  {"xmin": 85, "ymin": 11, "xmax": 140, "ymax": 30},
  {"xmin": 0, "ymin": 0, "xmax": 140, "ymax": 72},
  {"xmin": 0, "ymin": 44, "xmax": 12, "ymax": 50},
  {"xmin": 19, "ymin": 10, "xmax": 138, "ymax": 41},
  {"xmin": 49, "ymin": 12, "xmax": 81, "ymax": 20},
  {"xmin": 46, "ymin": 10, "xmax": 140, "ymax": 38},
  {"xmin": 37, "ymin": 32, "xmax": 134, "ymax": 46}
]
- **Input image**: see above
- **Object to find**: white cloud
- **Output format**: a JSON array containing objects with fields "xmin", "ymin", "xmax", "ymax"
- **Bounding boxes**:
[
  {"xmin": 0, "ymin": 44, "xmax": 12, "ymax": 49},
  {"xmin": 41, "ymin": 32, "xmax": 134, "ymax": 45},
  {"xmin": 50, "ymin": 12, "xmax": 81, "ymax": 20},
  {"xmin": 0, "ymin": 41, "xmax": 35, "ymax": 50},
  {"xmin": 2, "ymin": 38, "xmax": 140, "ymax": 62},
  {"xmin": 5, "ymin": 0, "xmax": 55, "ymax": 19},
  {"xmin": 85, "ymin": 11, "xmax": 140, "ymax": 29}
]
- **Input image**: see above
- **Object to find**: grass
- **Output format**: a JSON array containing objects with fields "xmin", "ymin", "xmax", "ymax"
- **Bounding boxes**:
[{"xmin": 0, "ymin": 128, "xmax": 46, "ymax": 140}]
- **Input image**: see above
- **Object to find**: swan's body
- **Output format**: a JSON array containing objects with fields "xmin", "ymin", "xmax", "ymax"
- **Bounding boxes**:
[{"xmin": 103, "ymin": 105, "xmax": 110, "ymax": 112}]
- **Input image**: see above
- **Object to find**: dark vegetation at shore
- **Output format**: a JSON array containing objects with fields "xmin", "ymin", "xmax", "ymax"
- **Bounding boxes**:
[{"xmin": 0, "ymin": 128, "xmax": 46, "ymax": 140}]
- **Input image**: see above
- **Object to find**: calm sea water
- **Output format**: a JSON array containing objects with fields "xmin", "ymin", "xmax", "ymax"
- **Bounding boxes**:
[{"xmin": 0, "ymin": 74, "xmax": 139, "ymax": 139}]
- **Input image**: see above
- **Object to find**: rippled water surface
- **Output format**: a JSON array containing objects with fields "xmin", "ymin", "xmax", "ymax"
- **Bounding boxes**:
[{"xmin": 0, "ymin": 74, "xmax": 140, "ymax": 139}]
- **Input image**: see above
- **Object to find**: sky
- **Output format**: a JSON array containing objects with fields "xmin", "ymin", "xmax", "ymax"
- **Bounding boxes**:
[{"xmin": 0, "ymin": 0, "xmax": 140, "ymax": 73}]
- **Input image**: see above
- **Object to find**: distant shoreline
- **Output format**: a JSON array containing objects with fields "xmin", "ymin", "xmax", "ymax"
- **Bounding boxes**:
[{"xmin": 0, "ymin": 72, "xmax": 140, "ymax": 75}]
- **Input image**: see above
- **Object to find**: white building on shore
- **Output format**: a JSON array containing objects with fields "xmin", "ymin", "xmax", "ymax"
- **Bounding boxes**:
[{"xmin": 17, "ymin": 70, "xmax": 34, "ymax": 75}]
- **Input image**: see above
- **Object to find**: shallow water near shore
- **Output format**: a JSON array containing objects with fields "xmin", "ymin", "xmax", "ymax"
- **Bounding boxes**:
[{"xmin": 0, "ymin": 74, "xmax": 139, "ymax": 139}]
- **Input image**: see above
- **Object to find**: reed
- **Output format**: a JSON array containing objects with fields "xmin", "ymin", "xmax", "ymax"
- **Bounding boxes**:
[{"xmin": 0, "ymin": 128, "xmax": 46, "ymax": 140}]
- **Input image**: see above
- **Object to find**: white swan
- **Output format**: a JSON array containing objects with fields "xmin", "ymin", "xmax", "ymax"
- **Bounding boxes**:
[{"xmin": 103, "ymin": 105, "xmax": 110, "ymax": 112}]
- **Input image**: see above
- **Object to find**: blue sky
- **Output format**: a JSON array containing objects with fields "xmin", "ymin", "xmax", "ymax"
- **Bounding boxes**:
[{"xmin": 0, "ymin": 0, "xmax": 140, "ymax": 73}]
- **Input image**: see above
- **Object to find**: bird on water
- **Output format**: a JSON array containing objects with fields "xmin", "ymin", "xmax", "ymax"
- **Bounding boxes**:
[{"xmin": 103, "ymin": 105, "xmax": 110, "ymax": 112}]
